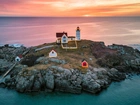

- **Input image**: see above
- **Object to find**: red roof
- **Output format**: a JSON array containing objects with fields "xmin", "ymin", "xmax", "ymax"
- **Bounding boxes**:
[
  {"xmin": 82, "ymin": 61, "xmax": 88, "ymax": 67},
  {"xmin": 68, "ymin": 36, "xmax": 75, "ymax": 38},
  {"xmin": 18, "ymin": 54, "xmax": 23, "ymax": 58},
  {"xmin": 82, "ymin": 62, "xmax": 87, "ymax": 66},
  {"xmin": 76, "ymin": 27, "xmax": 80, "ymax": 31},
  {"xmin": 56, "ymin": 32, "xmax": 67, "ymax": 37},
  {"xmin": 50, "ymin": 49, "xmax": 56, "ymax": 53}
]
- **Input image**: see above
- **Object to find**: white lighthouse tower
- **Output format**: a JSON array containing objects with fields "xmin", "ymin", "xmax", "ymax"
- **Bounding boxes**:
[{"xmin": 76, "ymin": 27, "xmax": 80, "ymax": 41}]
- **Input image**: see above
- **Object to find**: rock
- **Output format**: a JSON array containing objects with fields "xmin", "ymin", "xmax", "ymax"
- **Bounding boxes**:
[
  {"xmin": 57, "ymin": 67, "xmax": 65, "ymax": 72},
  {"xmin": 71, "ymin": 75, "xmax": 77, "ymax": 80},
  {"xmin": 35, "ymin": 57, "xmax": 48, "ymax": 64},
  {"xmin": 16, "ymin": 71, "xmax": 35, "ymax": 92},
  {"xmin": 0, "ymin": 46, "xmax": 26, "ymax": 61},
  {"xmin": 4, "ymin": 76, "xmax": 16, "ymax": 88},
  {"xmin": 107, "ymin": 68, "xmax": 126, "ymax": 81},
  {"xmin": 54, "ymin": 68, "xmax": 82, "ymax": 94},
  {"xmin": 49, "ymin": 58, "xmax": 66, "ymax": 64},
  {"xmin": 64, "ymin": 69, "xmax": 72, "ymax": 78},
  {"xmin": 50, "ymin": 66, "xmax": 65, "ymax": 73},
  {"xmin": 0, "ymin": 59, "xmax": 13, "ymax": 73},
  {"xmin": 21, "ymin": 55, "xmax": 39, "ymax": 67},
  {"xmin": 76, "ymin": 77, "xmax": 82, "ymax": 86},
  {"xmin": 49, "ymin": 58, "xmax": 60, "ymax": 63},
  {"xmin": 44, "ymin": 60, "xmax": 49, "ymax": 64},
  {"xmin": 33, "ymin": 79, "xmax": 41, "ymax": 91},
  {"xmin": 91, "ymin": 74, "xmax": 98, "ymax": 80},
  {"xmin": 44, "ymin": 71, "xmax": 54, "ymax": 90},
  {"xmin": 91, "ymin": 42, "xmax": 140, "ymax": 73},
  {"xmin": 55, "ymin": 78, "xmax": 81, "ymax": 94},
  {"xmin": 0, "ymin": 82, "xmax": 6, "ymax": 88},
  {"xmin": 82, "ymin": 79, "xmax": 101, "ymax": 93},
  {"xmin": 90, "ymin": 42, "xmax": 117, "ymax": 59}
]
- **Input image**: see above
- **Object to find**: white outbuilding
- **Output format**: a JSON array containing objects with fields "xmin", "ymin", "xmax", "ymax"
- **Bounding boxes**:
[
  {"xmin": 49, "ymin": 50, "xmax": 57, "ymax": 57},
  {"xmin": 15, "ymin": 55, "xmax": 23, "ymax": 62}
]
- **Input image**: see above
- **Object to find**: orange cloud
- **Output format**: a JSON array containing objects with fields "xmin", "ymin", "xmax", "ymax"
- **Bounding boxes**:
[
  {"xmin": 0, "ymin": 0, "xmax": 140, "ymax": 16},
  {"xmin": 65, "ymin": 3, "xmax": 140, "ymax": 16}
]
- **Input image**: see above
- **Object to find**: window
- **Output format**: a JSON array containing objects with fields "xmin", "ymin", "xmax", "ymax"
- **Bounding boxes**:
[{"xmin": 63, "ymin": 36, "xmax": 66, "ymax": 39}]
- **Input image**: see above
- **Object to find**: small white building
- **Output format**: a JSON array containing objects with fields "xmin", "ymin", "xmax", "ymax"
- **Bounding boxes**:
[
  {"xmin": 15, "ymin": 55, "xmax": 23, "ymax": 62},
  {"xmin": 76, "ymin": 27, "xmax": 80, "ymax": 41},
  {"xmin": 49, "ymin": 50, "xmax": 57, "ymax": 57},
  {"xmin": 61, "ymin": 34, "xmax": 68, "ymax": 43}
]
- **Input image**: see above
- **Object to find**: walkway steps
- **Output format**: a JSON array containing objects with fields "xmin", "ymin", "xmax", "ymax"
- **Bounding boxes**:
[
  {"xmin": 0, "ymin": 62, "xmax": 17, "ymax": 82},
  {"xmin": 35, "ymin": 45, "xmax": 55, "ymax": 51}
]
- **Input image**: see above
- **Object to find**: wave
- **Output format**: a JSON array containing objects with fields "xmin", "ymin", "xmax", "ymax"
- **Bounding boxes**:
[{"xmin": 129, "ymin": 44, "xmax": 140, "ymax": 51}]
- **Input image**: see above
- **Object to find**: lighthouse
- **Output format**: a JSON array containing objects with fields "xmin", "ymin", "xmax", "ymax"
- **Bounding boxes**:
[{"xmin": 76, "ymin": 27, "xmax": 80, "ymax": 41}]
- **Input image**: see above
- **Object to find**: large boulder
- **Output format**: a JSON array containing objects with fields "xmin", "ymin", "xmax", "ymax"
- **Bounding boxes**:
[
  {"xmin": 107, "ymin": 68, "xmax": 126, "ymax": 81},
  {"xmin": 16, "ymin": 70, "xmax": 35, "ymax": 92},
  {"xmin": 82, "ymin": 79, "xmax": 101, "ymax": 93},
  {"xmin": 82, "ymin": 68, "xmax": 113, "ymax": 93},
  {"xmin": 44, "ymin": 70, "xmax": 54, "ymax": 91},
  {"xmin": 54, "ymin": 69, "xmax": 82, "ymax": 94}
]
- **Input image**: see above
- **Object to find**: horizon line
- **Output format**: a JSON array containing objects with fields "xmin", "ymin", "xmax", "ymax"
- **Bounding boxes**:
[{"xmin": 0, "ymin": 16, "xmax": 140, "ymax": 18}]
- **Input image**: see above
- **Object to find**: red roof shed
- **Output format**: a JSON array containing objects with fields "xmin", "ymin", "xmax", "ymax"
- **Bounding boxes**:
[{"xmin": 82, "ymin": 60, "xmax": 88, "ymax": 68}]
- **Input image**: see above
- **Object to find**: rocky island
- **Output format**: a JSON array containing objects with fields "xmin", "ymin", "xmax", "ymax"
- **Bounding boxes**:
[{"xmin": 0, "ymin": 40, "xmax": 140, "ymax": 94}]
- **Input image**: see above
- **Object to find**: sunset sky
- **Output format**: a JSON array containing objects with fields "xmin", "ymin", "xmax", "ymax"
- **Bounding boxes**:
[{"xmin": 0, "ymin": 0, "xmax": 140, "ymax": 17}]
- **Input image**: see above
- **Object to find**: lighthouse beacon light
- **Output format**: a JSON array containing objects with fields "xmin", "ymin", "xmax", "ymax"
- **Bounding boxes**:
[{"xmin": 76, "ymin": 27, "xmax": 80, "ymax": 41}]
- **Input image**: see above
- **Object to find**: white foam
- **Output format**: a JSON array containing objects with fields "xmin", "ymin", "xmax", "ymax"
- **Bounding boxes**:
[
  {"xmin": 9, "ymin": 43, "xmax": 23, "ymax": 48},
  {"xmin": 129, "ymin": 44, "xmax": 140, "ymax": 51}
]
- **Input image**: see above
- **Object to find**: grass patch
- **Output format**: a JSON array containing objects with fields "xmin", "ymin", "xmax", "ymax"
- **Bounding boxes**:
[{"xmin": 25, "ymin": 40, "xmax": 99, "ymax": 72}]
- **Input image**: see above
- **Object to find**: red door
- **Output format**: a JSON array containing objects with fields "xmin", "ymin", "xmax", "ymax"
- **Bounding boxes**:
[{"xmin": 83, "ymin": 62, "xmax": 87, "ymax": 66}]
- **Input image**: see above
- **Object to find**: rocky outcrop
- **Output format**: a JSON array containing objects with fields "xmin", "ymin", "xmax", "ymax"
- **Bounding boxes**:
[
  {"xmin": 0, "ymin": 40, "xmax": 139, "ymax": 94},
  {"xmin": 0, "ymin": 45, "xmax": 27, "ymax": 74},
  {"xmin": 35, "ymin": 57, "xmax": 66, "ymax": 65},
  {"xmin": 54, "ymin": 68, "xmax": 82, "ymax": 94},
  {"xmin": 0, "ymin": 59, "xmax": 13, "ymax": 74},
  {"xmin": 1, "ymin": 65, "xmax": 125, "ymax": 94},
  {"xmin": 90, "ymin": 42, "xmax": 140, "ymax": 73},
  {"xmin": 0, "ymin": 45, "xmax": 26, "ymax": 61},
  {"xmin": 90, "ymin": 42, "xmax": 117, "ymax": 58}
]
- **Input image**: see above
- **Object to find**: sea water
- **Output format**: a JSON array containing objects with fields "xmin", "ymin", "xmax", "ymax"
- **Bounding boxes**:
[
  {"xmin": 0, "ymin": 17, "xmax": 140, "ymax": 105},
  {"xmin": 0, "ymin": 17, "xmax": 140, "ymax": 47},
  {"xmin": 0, "ymin": 75, "xmax": 140, "ymax": 105}
]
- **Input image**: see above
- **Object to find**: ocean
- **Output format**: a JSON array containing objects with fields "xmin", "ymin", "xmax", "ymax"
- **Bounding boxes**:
[
  {"xmin": 0, "ymin": 75, "xmax": 140, "ymax": 105},
  {"xmin": 0, "ymin": 17, "xmax": 140, "ymax": 48},
  {"xmin": 0, "ymin": 17, "xmax": 140, "ymax": 105}
]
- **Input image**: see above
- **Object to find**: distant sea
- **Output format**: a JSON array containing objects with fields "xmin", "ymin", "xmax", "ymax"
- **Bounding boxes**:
[
  {"xmin": 0, "ymin": 17, "xmax": 140, "ymax": 105},
  {"xmin": 0, "ymin": 17, "xmax": 140, "ymax": 49}
]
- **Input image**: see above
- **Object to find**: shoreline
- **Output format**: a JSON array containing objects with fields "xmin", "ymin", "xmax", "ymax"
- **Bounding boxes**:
[{"xmin": 0, "ymin": 40, "xmax": 140, "ymax": 94}]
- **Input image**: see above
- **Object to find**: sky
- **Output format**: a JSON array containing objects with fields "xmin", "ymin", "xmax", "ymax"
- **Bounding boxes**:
[{"xmin": 0, "ymin": 0, "xmax": 140, "ymax": 17}]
